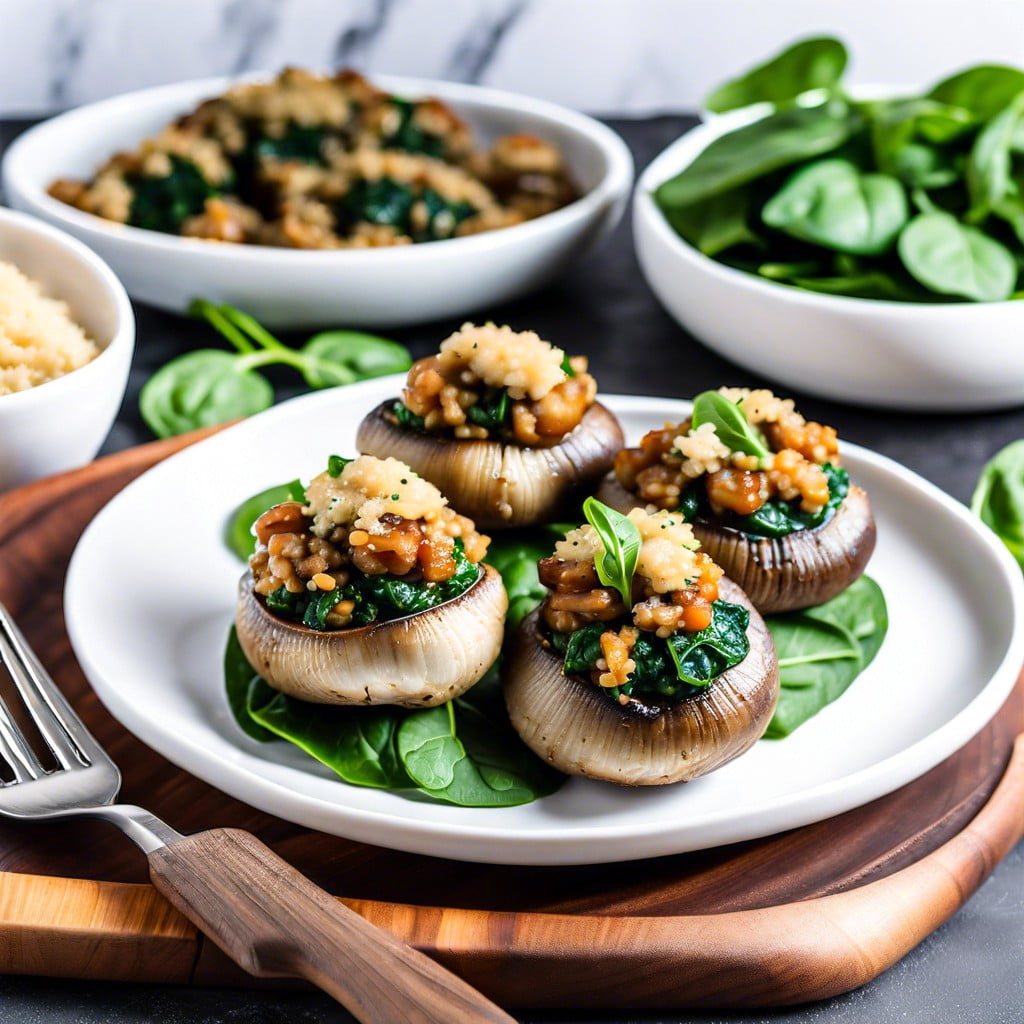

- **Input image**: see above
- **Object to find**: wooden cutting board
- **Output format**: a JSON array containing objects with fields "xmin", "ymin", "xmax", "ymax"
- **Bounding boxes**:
[{"xmin": 0, "ymin": 430, "xmax": 1021, "ymax": 1009}]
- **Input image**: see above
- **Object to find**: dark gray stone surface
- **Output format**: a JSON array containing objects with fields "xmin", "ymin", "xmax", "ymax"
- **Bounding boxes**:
[{"xmin": 1, "ymin": 116, "xmax": 1023, "ymax": 1023}]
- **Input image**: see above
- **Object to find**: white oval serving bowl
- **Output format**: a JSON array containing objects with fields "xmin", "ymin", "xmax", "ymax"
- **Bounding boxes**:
[
  {"xmin": 0, "ymin": 207, "xmax": 134, "ymax": 490},
  {"xmin": 633, "ymin": 105, "xmax": 1024, "ymax": 412},
  {"xmin": 3, "ymin": 74, "xmax": 633, "ymax": 330}
]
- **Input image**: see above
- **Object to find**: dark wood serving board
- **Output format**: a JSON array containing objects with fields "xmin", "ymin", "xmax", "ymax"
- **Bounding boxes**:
[{"xmin": 0, "ymin": 430, "xmax": 1021, "ymax": 1009}]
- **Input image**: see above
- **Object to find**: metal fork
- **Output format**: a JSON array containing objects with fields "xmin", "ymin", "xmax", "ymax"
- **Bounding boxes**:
[{"xmin": 0, "ymin": 602, "xmax": 514, "ymax": 1024}]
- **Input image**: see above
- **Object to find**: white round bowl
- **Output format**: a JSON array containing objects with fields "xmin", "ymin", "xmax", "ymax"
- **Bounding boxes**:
[
  {"xmin": 633, "ymin": 107, "xmax": 1024, "ymax": 412},
  {"xmin": 3, "ymin": 74, "xmax": 633, "ymax": 330},
  {"xmin": 0, "ymin": 207, "xmax": 134, "ymax": 490}
]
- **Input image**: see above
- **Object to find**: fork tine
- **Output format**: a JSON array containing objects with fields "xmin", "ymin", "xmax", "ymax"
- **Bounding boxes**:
[
  {"xmin": 0, "ymin": 604, "xmax": 89, "ymax": 770},
  {"xmin": 0, "ymin": 690, "xmax": 46, "ymax": 782}
]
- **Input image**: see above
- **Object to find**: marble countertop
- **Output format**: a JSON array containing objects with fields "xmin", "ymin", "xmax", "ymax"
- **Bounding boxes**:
[{"xmin": 1, "ymin": 115, "xmax": 1023, "ymax": 1024}]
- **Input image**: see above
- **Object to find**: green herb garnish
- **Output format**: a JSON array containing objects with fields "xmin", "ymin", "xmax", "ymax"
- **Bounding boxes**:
[
  {"xmin": 582, "ymin": 497, "xmax": 641, "ymax": 607},
  {"xmin": 690, "ymin": 390, "xmax": 770, "ymax": 459}
]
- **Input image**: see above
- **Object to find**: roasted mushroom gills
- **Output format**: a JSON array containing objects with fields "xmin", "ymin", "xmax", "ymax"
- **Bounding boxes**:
[{"xmin": 504, "ymin": 579, "xmax": 779, "ymax": 786}]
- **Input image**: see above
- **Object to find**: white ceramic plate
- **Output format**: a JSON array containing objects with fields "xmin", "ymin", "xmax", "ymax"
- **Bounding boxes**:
[
  {"xmin": 3, "ymin": 74, "xmax": 632, "ymax": 329},
  {"xmin": 64, "ymin": 379, "xmax": 1024, "ymax": 865}
]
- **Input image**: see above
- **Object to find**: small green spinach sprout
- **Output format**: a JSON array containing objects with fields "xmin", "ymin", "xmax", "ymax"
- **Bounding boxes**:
[
  {"xmin": 140, "ymin": 300, "xmax": 412, "ymax": 438},
  {"xmin": 582, "ymin": 497, "xmax": 641, "ymax": 608},
  {"xmin": 690, "ymin": 390, "xmax": 770, "ymax": 460}
]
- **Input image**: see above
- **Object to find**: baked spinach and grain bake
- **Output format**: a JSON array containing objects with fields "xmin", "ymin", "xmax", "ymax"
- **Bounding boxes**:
[
  {"xmin": 357, "ymin": 322, "xmax": 624, "ymax": 529},
  {"xmin": 235, "ymin": 453, "xmax": 506, "ymax": 707},
  {"xmin": 49, "ymin": 68, "xmax": 577, "ymax": 248},
  {"xmin": 503, "ymin": 499, "xmax": 779, "ymax": 785},
  {"xmin": 597, "ymin": 388, "xmax": 876, "ymax": 613}
]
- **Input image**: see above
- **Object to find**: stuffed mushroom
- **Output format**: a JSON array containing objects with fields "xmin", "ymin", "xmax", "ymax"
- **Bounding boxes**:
[
  {"xmin": 357, "ymin": 322, "xmax": 624, "ymax": 529},
  {"xmin": 503, "ymin": 500, "xmax": 779, "ymax": 785},
  {"xmin": 597, "ymin": 388, "xmax": 876, "ymax": 614},
  {"xmin": 236, "ymin": 453, "xmax": 506, "ymax": 706}
]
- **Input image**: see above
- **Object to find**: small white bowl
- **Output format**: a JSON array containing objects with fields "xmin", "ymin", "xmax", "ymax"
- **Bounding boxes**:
[
  {"xmin": 3, "ymin": 74, "xmax": 633, "ymax": 330},
  {"xmin": 0, "ymin": 207, "xmax": 134, "ymax": 490},
  {"xmin": 634, "ymin": 106, "xmax": 1024, "ymax": 412}
]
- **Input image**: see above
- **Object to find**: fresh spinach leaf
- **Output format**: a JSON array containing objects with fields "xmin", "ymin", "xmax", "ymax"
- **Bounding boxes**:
[
  {"xmin": 762, "ymin": 158, "xmax": 908, "ymax": 255},
  {"xmin": 300, "ymin": 331, "xmax": 412, "ymax": 389},
  {"xmin": 140, "ymin": 350, "xmax": 274, "ymax": 439},
  {"xmin": 225, "ymin": 479, "xmax": 305, "ymax": 561},
  {"xmin": 928, "ymin": 65, "xmax": 1024, "ymax": 121},
  {"xmin": 140, "ymin": 301, "xmax": 410, "ymax": 438},
  {"xmin": 690, "ymin": 390, "xmax": 770, "ymax": 459},
  {"xmin": 223, "ymin": 627, "xmax": 274, "ymax": 741},
  {"xmin": 972, "ymin": 439, "xmax": 1024, "ymax": 567},
  {"xmin": 898, "ymin": 211, "xmax": 1017, "ymax": 300},
  {"xmin": 486, "ymin": 524, "xmax": 573, "ymax": 631},
  {"xmin": 582, "ymin": 497, "xmax": 641, "ymax": 607},
  {"xmin": 225, "ymin": 633, "xmax": 563, "ymax": 803},
  {"xmin": 705, "ymin": 37, "xmax": 848, "ymax": 114},
  {"xmin": 397, "ymin": 703, "xmax": 561, "ymax": 806},
  {"xmin": 248, "ymin": 683, "xmax": 412, "ymax": 789},
  {"xmin": 764, "ymin": 576, "xmax": 887, "ymax": 738},
  {"xmin": 664, "ymin": 187, "xmax": 760, "ymax": 256},
  {"xmin": 966, "ymin": 92, "xmax": 1024, "ymax": 222},
  {"xmin": 655, "ymin": 102, "xmax": 860, "ymax": 209}
]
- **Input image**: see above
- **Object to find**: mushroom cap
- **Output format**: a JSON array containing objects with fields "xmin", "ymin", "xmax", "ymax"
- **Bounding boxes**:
[
  {"xmin": 357, "ymin": 400, "xmax": 624, "ymax": 529},
  {"xmin": 502, "ymin": 578, "xmax": 779, "ymax": 786},
  {"xmin": 595, "ymin": 472, "xmax": 876, "ymax": 615},
  {"xmin": 236, "ymin": 564, "xmax": 507, "ymax": 707}
]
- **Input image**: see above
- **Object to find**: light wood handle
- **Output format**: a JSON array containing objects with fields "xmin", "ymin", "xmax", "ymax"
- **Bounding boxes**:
[{"xmin": 147, "ymin": 827, "xmax": 515, "ymax": 1024}]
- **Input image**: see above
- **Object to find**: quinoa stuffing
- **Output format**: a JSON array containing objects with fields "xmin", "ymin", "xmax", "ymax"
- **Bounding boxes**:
[
  {"xmin": 539, "ymin": 503, "xmax": 749, "ymax": 705},
  {"xmin": 391, "ymin": 322, "xmax": 598, "ymax": 445},
  {"xmin": 0, "ymin": 260, "xmax": 99, "ymax": 395},
  {"xmin": 49, "ymin": 68, "xmax": 577, "ymax": 249},
  {"xmin": 249, "ymin": 453, "xmax": 489, "ymax": 630},
  {"xmin": 613, "ymin": 388, "xmax": 849, "ymax": 539}
]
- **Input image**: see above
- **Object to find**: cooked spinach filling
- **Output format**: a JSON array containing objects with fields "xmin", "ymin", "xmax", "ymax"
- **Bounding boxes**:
[
  {"xmin": 550, "ymin": 600, "xmax": 751, "ymax": 704},
  {"xmin": 264, "ymin": 537, "xmax": 480, "ymax": 631},
  {"xmin": 679, "ymin": 463, "xmax": 849, "ymax": 539},
  {"xmin": 391, "ymin": 400, "xmax": 426, "ymax": 432},
  {"xmin": 335, "ymin": 178, "xmax": 477, "ymax": 241},
  {"xmin": 390, "ymin": 387, "xmax": 511, "ymax": 435},
  {"xmin": 251, "ymin": 122, "xmax": 331, "ymax": 164},
  {"xmin": 127, "ymin": 155, "xmax": 223, "ymax": 233},
  {"xmin": 381, "ymin": 98, "xmax": 447, "ymax": 158}
]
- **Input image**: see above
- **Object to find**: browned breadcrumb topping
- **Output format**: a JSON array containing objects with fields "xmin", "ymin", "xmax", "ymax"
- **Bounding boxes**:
[
  {"xmin": 614, "ymin": 388, "xmax": 840, "ymax": 517},
  {"xmin": 396, "ymin": 323, "xmax": 598, "ymax": 445},
  {"xmin": 47, "ymin": 68, "xmax": 578, "ymax": 249}
]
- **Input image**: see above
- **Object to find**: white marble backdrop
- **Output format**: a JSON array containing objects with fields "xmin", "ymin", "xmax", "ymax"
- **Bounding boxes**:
[{"xmin": 3, "ymin": 0, "xmax": 1024, "ymax": 116}]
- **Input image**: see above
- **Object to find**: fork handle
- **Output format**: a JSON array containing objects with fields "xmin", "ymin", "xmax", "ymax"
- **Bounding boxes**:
[{"xmin": 147, "ymin": 827, "xmax": 514, "ymax": 1024}]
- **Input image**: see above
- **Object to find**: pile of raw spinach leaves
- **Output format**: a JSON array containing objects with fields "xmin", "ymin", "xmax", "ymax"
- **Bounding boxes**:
[{"xmin": 657, "ymin": 36, "xmax": 1024, "ymax": 301}]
